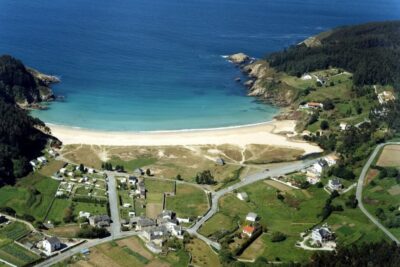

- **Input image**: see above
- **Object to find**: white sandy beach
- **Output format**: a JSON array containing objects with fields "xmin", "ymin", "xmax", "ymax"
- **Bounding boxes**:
[{"xmin": 49, "ymin": 120, "xmax": 322, "ymax": 155}]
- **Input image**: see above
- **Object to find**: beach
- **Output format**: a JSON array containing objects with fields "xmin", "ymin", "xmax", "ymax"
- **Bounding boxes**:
[{"xmin": 49, "ymin": 120, "xmax": 322, "ymax": 155}]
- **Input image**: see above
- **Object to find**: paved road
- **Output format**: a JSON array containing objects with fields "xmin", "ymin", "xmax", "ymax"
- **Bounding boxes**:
[
  {"xmin": 356, "ymin": 142, "xmax": 400, "ymax": 244},
  {"xmin": 187, "ymin": 158, "xmax": 320, "ymax": 249},
  {"xmin": 105, "ymin": 172, "xmax": 121, "ymax": 238}
]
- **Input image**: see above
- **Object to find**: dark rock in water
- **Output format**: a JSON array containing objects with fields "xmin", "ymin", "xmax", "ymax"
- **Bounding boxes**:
[
  {"xmin": 235, "ymin": 77, "xmax": 241, "ymax": 82},
  {"xmin": 244, "ymin": 80, "xmax": 254, "ymax": 87},
  {"xmin": 228, "ymin": 53, "xmax": 250, "ymax": 64}
]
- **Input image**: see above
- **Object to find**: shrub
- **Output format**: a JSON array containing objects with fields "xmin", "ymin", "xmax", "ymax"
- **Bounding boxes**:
[{"xmin": 271, "ymin": 232, "xmax": 286, "ymax": 242}]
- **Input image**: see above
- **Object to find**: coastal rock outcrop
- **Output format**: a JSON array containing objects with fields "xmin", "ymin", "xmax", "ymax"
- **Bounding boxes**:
[{"xmin": 228, "ymin": 53, "xmax": 249, "ymax": 64}]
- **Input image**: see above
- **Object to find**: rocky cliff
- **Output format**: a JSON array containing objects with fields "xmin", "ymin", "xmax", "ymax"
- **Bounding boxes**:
[
  {"xmin": 0, "ymin": 55, "xmax": 59, "ymax": 108},
  {"xmin": 228, "ymin": 53, "xmax": 298, "ymax": 107}
]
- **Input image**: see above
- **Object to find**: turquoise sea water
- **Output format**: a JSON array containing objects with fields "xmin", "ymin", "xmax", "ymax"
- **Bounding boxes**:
[{"xmin": 0, "ymin": 0, "xmax": 399, "ymax": 131}]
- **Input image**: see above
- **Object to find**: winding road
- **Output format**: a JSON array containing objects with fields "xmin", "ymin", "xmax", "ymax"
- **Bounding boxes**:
[{"xmin": 355, "ymin": 142, "xmax": 400, "ymax": 244}]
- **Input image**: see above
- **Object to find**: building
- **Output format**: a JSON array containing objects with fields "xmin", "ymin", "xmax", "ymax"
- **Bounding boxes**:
[
  {"xmin": 170, "ymin": 225, "xmax": 183, "ymax": 238},
  {"xmin": 311, "ymin": 226, "xmax": 334, "ymax": 244},
  {"xmin": 142, "ymin": 226, "xmax": 168, "ymax": 244},
  {"xmin": 134, "ymin": 168, "xmax": 144, "ymax": 176},
  {"xmin": 378, "ymin": 91, "xmax": 396, "ymax": 105},
  {"xmin": 177, "ymin": 217, "xmax": 190, "ymax": 224},
  {"xmin": 89, "ymin": 215, "xmax": 111, "ymax": 227},
  {"xmin": 48, "ymin": 149, "xmax": 59, "ymax": 157},
  {"xmin": 324, "ymin": 155, "xmax": 338, "ymax": 167},
  {"xmin": 339, "ymin": 122, "xmax": 348, "ymax": 131},
  {"xmin": 246, "ymin": 212, "xmax": 258, "ymax": 222},
  {"xmin": 311, "ymin": 159, "xmax": 328, "ymax": 175},
  {"xmin": 328, "ymin": 178, "xmax": 342, "ymax": 191},
  {"xmin": 242, "ymin": 225, "xmax": 256, "ymax": 238},
  {"xmin": 306, "ymin": 176, "xmax": 320, "ymax": 185},
  {"xmin": 215, "ymin": 158, "xmax": 225, "ymax": 166},
  {"xmin": 29, "ymin": 160, "xmax": 38, "ymax": 168},
  {"xmin": 160, "ymin": 210, "xmax": 174, "ymax": 220},
  {"xmin": 43, "ymin": 237, "xmax": 61, "ymax": 253},
  {"xmin": 137, "ymin": 181, "xmax": 146, "ymax": 198},
  {"xmin": 79, "ymin": 211, "xmax": 91, "ymax": 219},
  {"xmin": 136, "ymin": 218, "xmax": 156, "ymax": 230},
  {"xmin": 307, "ymin": 102, "xmax": 324, "ymax": 109},
  {"xmin": 301, "ymin": 73, "xmax": 312, "ymax": 80},
  {"xmin": 129, "ymin": 176, "xmax": 138, "ymax": 185},
  {"xmin": 236, "ymin": 192, "xmax": 248, "ymax": 201},
  {"xmin": 37, "ymin": 156, "xmax": 47, "ymax": 164},
  {"xmin": 0, "ymin": 216, "xmax": 8, "ymax": 224}
]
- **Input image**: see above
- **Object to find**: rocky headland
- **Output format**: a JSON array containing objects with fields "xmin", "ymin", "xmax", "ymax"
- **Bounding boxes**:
[
  {"xmin": 228, "ymin": 52, "xmax": 298, "ymax": 107},
  {"xmin": 0, "ymin": 55, "xmax": 60, "ymax": 110}
]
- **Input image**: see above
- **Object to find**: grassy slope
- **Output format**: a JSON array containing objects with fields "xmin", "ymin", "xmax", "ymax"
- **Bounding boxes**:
[
  {"xmin": 200, "ymin": 181, "xmax": 386, "ymax": 263},
  {"xmin": 0, "ymin": 172, "xmax": 59, "ymax": 221}
]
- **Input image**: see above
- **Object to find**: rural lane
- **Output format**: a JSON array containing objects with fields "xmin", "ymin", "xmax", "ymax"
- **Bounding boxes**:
[
  {"xmin": 105, "ymin": 172, "xmax": 121, "ymax": 238},
  {"xmin": 355, "ymin": 142, "xmax": 400, "ymax": 244}
]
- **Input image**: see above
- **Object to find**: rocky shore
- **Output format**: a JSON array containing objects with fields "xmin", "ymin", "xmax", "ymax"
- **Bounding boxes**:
[{"xmin": 228, "ymin": 53, "xmax": 297, "ymax": 107}]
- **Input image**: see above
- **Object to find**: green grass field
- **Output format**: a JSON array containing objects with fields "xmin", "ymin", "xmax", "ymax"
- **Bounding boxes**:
[
  {"xmin": 109, "ymin": 156, "xmax": 157, "ymax": 172},
  {"xmin": 166, "ymin": 184, "xmax": 208, "ymax": 218},
  {"xmin": 144, "ymin": 178, "xmax": 174, "ymax": 193},
  {"xmin": 363, "ymin": 174, "xmax": 400, "ymax": 240},
  {"xmin": 0, "ymin": 172, "xmax": 60, "ymax": 221},
  {"xmin": 200, "ymin": 181, "xmax": 386, "ymax": 263}
]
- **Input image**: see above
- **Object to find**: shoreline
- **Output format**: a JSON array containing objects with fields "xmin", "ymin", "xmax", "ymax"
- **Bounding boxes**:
[{"xmin": 48, "ymin": 119, "xmax": 323, "ymax": 155}]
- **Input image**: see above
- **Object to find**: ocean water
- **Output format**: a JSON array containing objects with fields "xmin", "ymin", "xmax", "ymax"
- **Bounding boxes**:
[{"xmin": 0, "ymin": 0, "xmax": 399, "ymax": 131}]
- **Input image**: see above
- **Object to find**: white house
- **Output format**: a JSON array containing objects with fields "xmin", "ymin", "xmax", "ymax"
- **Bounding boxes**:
[
  {"xmin": 327, "ymin": 179, "xmax": 342, "ymax": 191},
  {"xmin": 245, "ymin": 212, "xmax": 258, "ymax": 222},
  {"xmin": 87, "ymin": 168, "xmax": 94, "ymax": 174},
  {"xmin": 339, "ymin": 122, "xmax": 348, "ymax": 131},
  {"xmin": 301, "ymin": 73, "xmax": 313, "ymax": 80},
  {"xmin": 29, "ymin": 160, "xmax": 38, "ymax": 168},
  {"xmin": 170, "ymin": 225, "xmax": 183, "ymax": 238},
  {"xmin": 311, "ymin": 159, "xmax": 328, "ymax": 175},
  {"xmin": 236, "ymin": 192, "xmax": 248, "ymax": 201},
  {"xmin": 177, "ymin": 217, "xmax": 190, "ymax": 224},
  {"xmin": 37, "ymin": 156, "xmax": 47, "ymax": 164},
  {"xmin": 324, "ymin": 155, "xmax": 337, "ymax": 167},
  {"xmin": 307, "ymin": 176, "xmax": 320, "ymax": 185},
  {"xmin": 311, "ymin": 226, "xmax": 334, "ymax": 244},
  {"xmin": 79, "ymin": 211, "xmax": 91, "ymax": 219},
  {"xmin": 59, "ymin": 168, "xmax": 67, "ymax": 174},
  {"xmin": 123, "ymin": 203, "xmax": 132, "ymax": 208},
  {"xmin": 43, "ymin": 237, "xmax": 61, "ymax": 253}
]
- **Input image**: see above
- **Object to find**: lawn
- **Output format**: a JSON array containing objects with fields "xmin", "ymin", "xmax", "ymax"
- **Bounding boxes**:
[
  {"xmin": 38, "ymin": 160, "xmax": 66, "ymax": 177},
  {"xmin": 0, "ymin": 172, "xmax": 60, "ymax": 221},
  {"xmin": 166, "ymin": 184, "xmax": 208, "ymax": 218},
  {"xmin": 144, "ymin": 178, "xmax": 174, "ymax": 193}
]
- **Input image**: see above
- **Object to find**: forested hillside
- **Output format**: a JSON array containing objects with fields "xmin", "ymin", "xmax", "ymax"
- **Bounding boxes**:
[
  {"xmin": 267, "ymin": 21, "xmax": 400, "ymax": 87},
  {"xmin": 0, "ymin": 55, "xmax": 53, "ymax": 184}
]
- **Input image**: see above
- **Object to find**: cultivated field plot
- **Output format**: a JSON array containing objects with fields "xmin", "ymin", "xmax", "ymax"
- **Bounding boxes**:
[
  {"xmin": 0, "ymin": 242, "xmax": 40, "ymax": 267},
  {"xmin": 0, "ymin": 222, "xmax": 30, "ymax": 241},
  {"xmin": 68, "ymin": 236, "xmax": 189, "ymax": 267},
  {"xmin": 186, "ymin": 238, "xmax": 221, "ymax": 267},
  {"xmin": 377, "ymin": 145, "xmax": 400, "ymax": 167},
  {"xmin": 61, "ymin": 144, "xmax": 304, "ymax": 183},
  {"xmin": 363, "ymin": 176, "xmax": 400, "ymax": 240}
]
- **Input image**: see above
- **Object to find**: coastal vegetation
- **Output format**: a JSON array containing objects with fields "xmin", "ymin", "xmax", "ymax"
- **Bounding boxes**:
[{"xmin": 0, "ymin": 55, "xmax": 57, "ymax": 184}]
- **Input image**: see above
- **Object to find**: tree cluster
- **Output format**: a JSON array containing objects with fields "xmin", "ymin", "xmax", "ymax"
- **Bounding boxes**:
[
  {"xmin": 195, "ymin": 170, "xmax": 216, "ymax": 184},
  {"xmin": 267, "ymin": 21, "xmax": 400, "ymax": 87}
]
